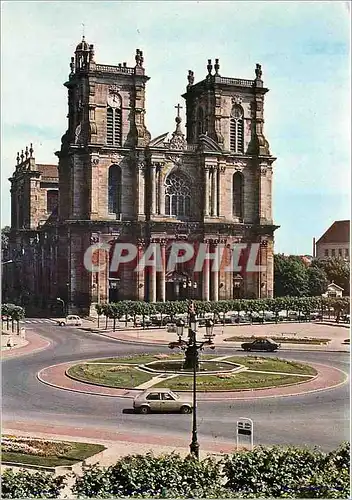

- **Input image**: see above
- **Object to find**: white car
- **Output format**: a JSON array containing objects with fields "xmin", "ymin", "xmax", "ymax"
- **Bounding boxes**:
[{"xmin": 58, "ymin": 315, "xmax": 82, "ymax": 326}]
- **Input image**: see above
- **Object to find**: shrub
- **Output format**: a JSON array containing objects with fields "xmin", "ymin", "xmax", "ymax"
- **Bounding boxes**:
[
  {"xmin": 73, "ymin": 453, "xmax": 222, "ymax": 498},
  {"xmin": 1, "ymin": 469, "xmax": 65, "ymax": 498},
  {"xmin": 222, "ymin": 444, "xmax": 351, "ymax": 498}
]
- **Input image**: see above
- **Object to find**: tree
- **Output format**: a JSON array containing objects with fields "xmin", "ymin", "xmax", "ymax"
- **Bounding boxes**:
[
  {"xmin": 312, "ymin": 258, "xmax": 350, "ymax": 295},
  {"xmin": 307, "ymin": 266, "xmax": 329, "ymax": 296},
  {"xmin": 274, "ymin": 254, "xmax": 310, "ymax": 297}
]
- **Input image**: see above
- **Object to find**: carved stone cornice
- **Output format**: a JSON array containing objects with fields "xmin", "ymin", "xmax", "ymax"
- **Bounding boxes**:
[{"xmin": 110, "ymin": 153, "xmax": 123, "ymax": 163}]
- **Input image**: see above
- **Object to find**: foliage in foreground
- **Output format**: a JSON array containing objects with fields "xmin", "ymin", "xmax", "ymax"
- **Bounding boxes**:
[
  {"xmin": 2, "ymin": 443, "xmax": 349, "ymax": 498},
  {"xmin": 1, "ymin": 468, "xmax": 65, "ymax": 498},
  {"xmin": 72, "ymin": 443, "xmax": 350, "ymax": 499}
]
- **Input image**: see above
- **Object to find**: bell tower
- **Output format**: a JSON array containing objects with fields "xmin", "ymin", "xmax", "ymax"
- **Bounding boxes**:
[
  {"xmin": 56, "ymin": 38, "xmax": 151, "ymax": 222},
  {"xmin": 55, "ymin": 38, "xmax": 152, "ymax": 313}
]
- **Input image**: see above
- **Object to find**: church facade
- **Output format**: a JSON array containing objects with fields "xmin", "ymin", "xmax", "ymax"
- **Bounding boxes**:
[{"xmin": 7, "ymin": 38, "xmax": 278, "ymax": 315}]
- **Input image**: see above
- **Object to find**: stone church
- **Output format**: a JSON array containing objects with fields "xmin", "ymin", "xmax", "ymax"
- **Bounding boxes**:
[{"xmin": 7, "ymin": 37, "xmax": 278, "ymax": 315}]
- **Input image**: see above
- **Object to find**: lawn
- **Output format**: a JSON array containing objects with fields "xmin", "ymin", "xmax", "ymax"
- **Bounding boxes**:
[
  {"xmin": 224, "ymin": 336, "xmax": 331, "ymax": 345},
  {"xmin": 146, "ymin": 360, "xmax": 236, "ymax": 372},
  {"xmin": 224, "ymin": 356, "xmax": 317, "ymax": 375},
  {"xmin": 67, "ymin": 364, "xmax": 154, "ymax": 388},
  {"xmin": 90, "ymin": 353, "xmax": 184, "ymax": 364},
  {"xmin": 90, "ymin": 353, "xmax": 216, "ymax": 364},
  {"xmin": 153, "ymin": 372, "xmax": 313, "ymax": 391},
  {"xmin": 2, "ymin": 437, "xmax": 105, "ymax": 467}
]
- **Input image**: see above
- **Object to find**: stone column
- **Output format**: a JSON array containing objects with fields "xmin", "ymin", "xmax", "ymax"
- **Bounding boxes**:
[
  {"xmin": 137, "ymin": 161, "xmax": 146, "ymax": 220},
  {"xmin": 157, "ymin": 166, "xmax": 163, "ymax": 215},
  {"xmin": 210, "ymin": 168, "xmax": 215, "ymax": 216},
  {"xmin": 159, "ymin": 241, "xmax": 166, "ymax": 302},
  {"xmin": 137, "ymin": 241, "xmax": 145, "ymax": 300},
  {"xmin": 258, "ymin": 239, "xmax": 268, "ymax": 299},
  {"xmin": 202, "ymin": 243, "xmax": 210, "ymax": 301},
  {"xmin": 204, "ymin": 167, "xmax": 210, "ymax": 217},
  {"xmin": 258, "ymin": 164, "xmax": 269, "ymax": 224},
  {"xmin": 149, "ymin": 242, "xmax": 157, "ymax": 302},
  {"xmin": 151, "ymin": 164, "xmax": 157, "ymax": 215},
  {"xmin": 211, "ymin": 244, "xmax": 219, "ymax": 301},
  {"xmin": 213, "ymin": 167, "xmax": 218, "ymax": 217}
]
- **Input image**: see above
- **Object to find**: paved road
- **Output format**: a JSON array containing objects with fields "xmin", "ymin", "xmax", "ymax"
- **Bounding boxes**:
[{"xmin": 3, "ymin": 321, "xmax": 350, "ymax": 451}]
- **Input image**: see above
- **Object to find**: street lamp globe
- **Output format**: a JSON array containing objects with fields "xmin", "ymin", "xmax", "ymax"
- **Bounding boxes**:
[
  {"xmin": 205, "ymin": 318, "xmax": 214, "ymax": 336},
  {"xmin": 190, "ymin": 314, "xmax": 197, "ymax": 332},
  {"xmin": 176, "ymin": 318, "xmax": 185, "ymax": 337}
]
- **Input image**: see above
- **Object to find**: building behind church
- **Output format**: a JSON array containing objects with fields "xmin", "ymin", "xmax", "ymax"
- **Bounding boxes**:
[{"xmin": 6, "ymin": 37, "xmax": 278, "ymax": 315}]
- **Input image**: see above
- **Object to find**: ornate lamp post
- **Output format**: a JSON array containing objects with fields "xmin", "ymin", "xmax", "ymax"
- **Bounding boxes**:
[
  {"xmin": 233, "ymin": 273, "xmax": 244, "ymax": 298},
  {"xmin": 171, "ymin": 305, "xmax": 215, "ymax": 459},
  {"xmin": 56, "ymin": 297, "xmax": 66, "ymax": 316},
  {"xmin": 182, "ymin": 278, "xmax": 198, "ymax": 299}
]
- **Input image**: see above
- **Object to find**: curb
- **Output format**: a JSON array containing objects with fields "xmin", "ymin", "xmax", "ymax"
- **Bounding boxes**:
[
  {"xmin": 1, "ymin": 461, "xmax": 73, "ymax": 473},
  {"xmin": 37, "ymin": 359, "xmax": 348, "ymax": 402}
]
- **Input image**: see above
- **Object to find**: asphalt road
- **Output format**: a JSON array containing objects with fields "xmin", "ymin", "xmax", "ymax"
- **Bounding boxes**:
[{"xmin": 2, "ymin": 322, "xmax": 350, "ymax": 451}]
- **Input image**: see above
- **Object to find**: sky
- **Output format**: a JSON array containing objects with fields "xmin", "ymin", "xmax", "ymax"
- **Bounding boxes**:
[{"xmin": 1, "ymin": 1, "xmax": 350, "ymax": 254}]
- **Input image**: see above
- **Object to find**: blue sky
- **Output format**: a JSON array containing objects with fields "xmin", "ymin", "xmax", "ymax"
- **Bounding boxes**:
[{"xmin": 1, "ymin": 1, "xmax": 350, "ymax": 254}]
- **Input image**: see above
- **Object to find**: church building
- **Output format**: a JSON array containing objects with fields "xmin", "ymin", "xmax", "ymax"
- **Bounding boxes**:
[{"xmin": 7, "ymin": 37, "xmax": 278, "ymax": 315}]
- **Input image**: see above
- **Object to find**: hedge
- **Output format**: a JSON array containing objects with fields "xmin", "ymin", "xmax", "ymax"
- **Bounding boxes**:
[
  {"xmin": 3, "ymin": 443, "xmax": 349, "ymax": 498},
  {"xmin": 96, "ymin": 296, "xmax": 350, "ymax": 323},
  {"xmin": 71, "ymin": 443, "xmax": 350, "ymax": 499}
]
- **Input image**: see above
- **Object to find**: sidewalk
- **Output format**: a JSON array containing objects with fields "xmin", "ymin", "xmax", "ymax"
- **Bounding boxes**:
[
  {"xmin": 78, "ymin": 319, "xmax": 350, "ymax": 352},
  {"xmin": 2, "ymin": 423, "xmax": 235, "ymax": 459},
  {"xmin": 2, "ymin": 330, "xmax": 50, "ymax": 358},
  {"xmin": 1, "ymin": 327, "xmax": 28, "ymax": 352}
]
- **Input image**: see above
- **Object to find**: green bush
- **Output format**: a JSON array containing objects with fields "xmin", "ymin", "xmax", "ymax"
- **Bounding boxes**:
[
  {"xmin": 73, "ymin": 453, "xmax": 222, "ymax": 498},
  {"xmin": 222, "ymin": 443, "xmax": 350, "ymax": 498},
  {"xmin": 1, "ymin": 469, "xmax": 65, "ymax": 498}
]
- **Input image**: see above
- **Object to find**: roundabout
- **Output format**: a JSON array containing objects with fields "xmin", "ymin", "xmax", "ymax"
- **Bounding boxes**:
[
  {"xmin": 3, "ymin": 321, "xmax": 350, "ymax": 453},
  {"xmin": 37, "ymin": 351, "xmax": 346, "ymax": 401},
  {"xmin": 65, "ymin": 353, "xmax": 318, "ymax": 393}
]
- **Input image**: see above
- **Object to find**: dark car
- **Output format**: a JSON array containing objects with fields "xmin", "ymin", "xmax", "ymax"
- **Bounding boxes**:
[{"xmin": 241, "ymin": 338, "xmax": 280, "ymax": 352}]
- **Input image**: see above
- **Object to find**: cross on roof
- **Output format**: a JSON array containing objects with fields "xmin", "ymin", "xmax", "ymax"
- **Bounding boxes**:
[{"xmin": 175, "ymin": 103, "xmax": 183, "ymax": 118}]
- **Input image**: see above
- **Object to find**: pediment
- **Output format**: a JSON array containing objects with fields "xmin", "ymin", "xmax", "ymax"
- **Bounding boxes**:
[{"xmin": 149, "ymin": 132, "xmax": 169, "ymax": 147}]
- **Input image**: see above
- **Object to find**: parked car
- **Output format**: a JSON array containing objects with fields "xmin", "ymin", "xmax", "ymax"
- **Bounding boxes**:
[
  {"xmin": 57, "ymin": 315, "xmax": 82, "ymax": 327},
  {"xmin": 150, "ymin": 314, "xmax": 171, "ymax": 326},
  {"xmin": 133, "ymin": 315, "xmax": 152, "ymax": 327},
  {"xmin": 133, "ymin": 388, "xmax": 193, "ymax": 414},
  {"xmin": 241, "ymin": 338, "xmax": 280, "ymax": 352}
]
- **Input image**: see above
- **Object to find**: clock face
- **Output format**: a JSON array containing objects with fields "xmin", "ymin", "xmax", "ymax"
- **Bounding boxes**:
[{"xmin": 107, "ymin": 93, "xmax": 121, "ymax": 108}]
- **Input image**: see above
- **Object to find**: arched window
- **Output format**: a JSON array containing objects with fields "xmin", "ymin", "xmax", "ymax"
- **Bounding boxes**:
[
  {"xmin": 196, "ymin": 107, "xmax": 204, "ymax": 137},
  {"xmin": 230, "ymin": 105, "xmax": 244, "ymax": 153},
  {"xmin": 232, "ymin": 172, "xmax": 244, "ymax": 219},
  {"xmin": 108, "ymin": 165, "xmax": 122, "ymax": 215},
  {"xmin": 47, "ymin": 190, "xmax": 58, "ymax": 213},
  {"xmin": 107, "ymin": 107, "xmax": 122, "ymax": 146},
  {"xmin": 165, "ymin": 171, "xmax": 191, "ymax": 217}
]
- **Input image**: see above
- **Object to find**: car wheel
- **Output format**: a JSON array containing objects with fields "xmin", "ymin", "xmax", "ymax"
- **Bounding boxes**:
[
  {"xmin": 139, "ymin": 406, "xmax": 150, "ymax": 414},
  {"xmin": 60, "ymin": 322, "xmax": 65, "ymax": 326},
  {"xmin": 180, "ymin": 405, "xmax": 192, "ymax": 414}
]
